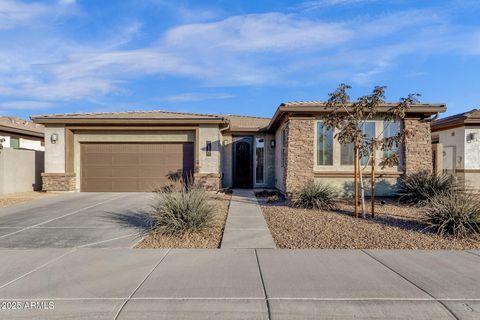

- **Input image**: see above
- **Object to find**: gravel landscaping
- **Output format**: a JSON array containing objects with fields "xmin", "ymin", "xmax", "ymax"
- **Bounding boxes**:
[
  {"xmin": 260, "ymin": 198, "xmax": 480, "ymax": 249},
  {"xmin": 136, "ymin": 193, "xmax": 231, "ymax": 249},
  {"xmin": 0, "ymin": 191, "xmax": 58, "ymax": 208}
]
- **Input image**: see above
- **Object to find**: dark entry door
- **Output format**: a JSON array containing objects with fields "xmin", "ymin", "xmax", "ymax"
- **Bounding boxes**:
[{"xmin": 233, "ymin": 137, "xmax": 253, "ymax": 188}]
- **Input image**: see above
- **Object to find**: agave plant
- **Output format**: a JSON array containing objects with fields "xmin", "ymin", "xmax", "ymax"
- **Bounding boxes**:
[
  {"xmin": 399, "ymin": 171, "xmax": 456, "ymax": 204},
  {"xmin": 148, "ymin": 186, "xmax": 215, "ymax": 236},
  {"xmin": 291, "ymin": 181, "xmax": 337, "ymax": 210},
  {"xmin": 424, "ymin": 191, "xmax": 480, "ymax": 238}
]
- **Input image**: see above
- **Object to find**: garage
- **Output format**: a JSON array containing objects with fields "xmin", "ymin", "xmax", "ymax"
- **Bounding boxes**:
[{"xmin": 80, "ymin": 142, "xmax": 194, "ymax": 192}]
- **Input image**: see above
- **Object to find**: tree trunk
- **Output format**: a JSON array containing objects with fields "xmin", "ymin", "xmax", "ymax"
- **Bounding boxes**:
[
  {"xmin": 358, "ymin": 153, "xmax": 366, "ymax": 218},
  {"xmin": 371, "ymin": 143, "xmax": 375, "ymax": 218},
  {"xmin": 354, "ymin": 147, "xmax": 359, "ymax": 219}
]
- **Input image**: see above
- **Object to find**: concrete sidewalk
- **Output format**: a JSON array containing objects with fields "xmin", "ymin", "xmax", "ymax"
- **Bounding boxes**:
[
  {"xmin": 221, "ymin": 189, "xmax": 275, "ymax": 249},
  {"xmin": 0, "ymin": 248, "xmax": 479, "ymax": 319}
]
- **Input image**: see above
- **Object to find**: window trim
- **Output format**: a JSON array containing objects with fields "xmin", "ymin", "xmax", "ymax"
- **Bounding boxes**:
[
  {"xmin": 314, "ymin": 119, "xmax": 403, "ymax": 172},
  {"xmin": 315, "ymin": 121, "xmax": 334, "ymax": 166},
  {"xmin": 254, "ymin": 136, "xmax": 266, "ymax": 185}
]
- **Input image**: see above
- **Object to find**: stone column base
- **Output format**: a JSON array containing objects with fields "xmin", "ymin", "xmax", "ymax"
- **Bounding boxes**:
[
  {"xmin": 194, "ymin": 173, "xmax": 221, "ymax": 191},
  {"xmin": 42, "ymin": 173, "xmax": 76, "ymax": 191}
]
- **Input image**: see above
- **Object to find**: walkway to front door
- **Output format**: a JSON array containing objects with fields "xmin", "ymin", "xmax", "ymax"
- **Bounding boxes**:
[{"xmin": 221, "ymin": 189, "xmax": 275, "ymax": 249}]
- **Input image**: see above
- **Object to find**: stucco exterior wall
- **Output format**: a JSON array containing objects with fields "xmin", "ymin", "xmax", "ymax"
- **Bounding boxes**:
[
  {"xmin": 465, "ymin": 127, "xmax": 480, "ymax": 169},
  {"xmin": 73, "ymin": 130, "xmax": 195, "ymax": 190},
  {"xmin": 44, "ymin": 126, "xmax": 66, "ymax": 173},
  {"xmin": 198, "ymin": 124, "xmax": 221, "ymax": 174},
  {"xmin": 0, "ymin": 148, "xmax": 43, "ymax": 195},
  {"xmin": 274, "ymin": 120, "xmax": 287, "ymax": 191},
  {"xmin": 0, "ymin": 136, "xmax": 10, "ymax": 148},
  {"xmin": 0, "ymin": 135, "xmax": 44, "ymax": 151},
  {"xmin": 435, "ymin": 127, "xmax": 465, "ymax": 171},
  {"xmin": 19, "ymin": 138, "xmax": 44, "ymax": 151}
]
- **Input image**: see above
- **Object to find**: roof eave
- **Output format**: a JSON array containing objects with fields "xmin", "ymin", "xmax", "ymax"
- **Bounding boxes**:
[
  {"xmin": 31, "ymin": 117, "xmax": 225, "ymax": 125},
  {"xmin": 267, "ymin": 104, "xmax": 447, "ymax": 131},
  {"xmin": 0, "ymin": 125, "xmax": 44, "ymax": 138}
]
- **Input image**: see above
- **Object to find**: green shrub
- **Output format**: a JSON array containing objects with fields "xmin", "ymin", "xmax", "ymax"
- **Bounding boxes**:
[
  {"xmin": 399, "ymin": 171, "xmax": 456, "ymax": 204},
  {"xmin": 291, "ymin": 181, "xmax": 337, "ymax": 210},
  {"xmin": 424, "ymin": 191, "xmax": 480, "ymax": 237},
  {"xmin": 149, "ymin": 187, "xmax": 215, "ymax": 235}
]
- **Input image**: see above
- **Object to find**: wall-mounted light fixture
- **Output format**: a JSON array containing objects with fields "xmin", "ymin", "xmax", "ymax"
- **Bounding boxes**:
[
  {"xmin": 51, "ymin": 133, "xmax": 58, "ymax": 144},
  {"xmin": 206, "ymin": 140, "xmax": 212, "ymax": 156},
  {"xmin": 270, "ymin": 139, "xmax": 276, "ymax": 148}
]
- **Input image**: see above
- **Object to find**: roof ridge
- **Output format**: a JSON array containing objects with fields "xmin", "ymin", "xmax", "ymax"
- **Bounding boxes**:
[
  {"xmin": 32, "ymin": 109, "xmax": 223, "ymax": 118},
  {"xmin": 226, "ymin": 114, "xmax": 271, "ymax": 120}
]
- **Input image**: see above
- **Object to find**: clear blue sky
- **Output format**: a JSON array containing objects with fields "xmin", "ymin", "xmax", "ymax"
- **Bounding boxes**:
[{"xmin": 0, "ymin": 0, "xmax": 479, "ymax": 120}]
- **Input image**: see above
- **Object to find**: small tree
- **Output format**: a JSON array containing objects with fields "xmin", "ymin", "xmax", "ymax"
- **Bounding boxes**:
[{"xmin": 323, "ymin": 84, "xmax": 419, "ymax": 218}]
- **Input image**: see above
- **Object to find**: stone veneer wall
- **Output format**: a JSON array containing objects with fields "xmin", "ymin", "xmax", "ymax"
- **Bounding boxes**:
[
  {"xmin": 194, "ymin": 173, "xmax": 221, "ymax": 191},
  {"xmin": 404, "ymin": 119, "xmax": 433, "ymax": 174},
  {"xmin": 42, "ymin": 173, "xmax": 76, "ymax": 191},
  {"xmin": 283, "ymin": 116, "xmax": 315, "ymax": 196}
]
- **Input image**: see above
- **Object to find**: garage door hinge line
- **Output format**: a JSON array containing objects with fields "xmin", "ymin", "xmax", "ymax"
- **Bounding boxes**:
[{"xmin": 0, "ymin": 195, "xmax": 129, "ymax": 240}]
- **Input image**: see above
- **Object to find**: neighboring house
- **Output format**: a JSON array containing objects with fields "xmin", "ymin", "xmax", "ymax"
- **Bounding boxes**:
[
  {"xmin": 0, "ymin": 116, "xmax": 45, "ymax": 151},
  {"xmin": 0, "ymin": 117, "xmax": 45, "ymax": 195},
  {"xmin": 31, "ymin": 102, "xmax": 445, "ymax": 195},
  {"xmin": 431, "ymin": 109, "xmax": 480, "ymax": 190}
]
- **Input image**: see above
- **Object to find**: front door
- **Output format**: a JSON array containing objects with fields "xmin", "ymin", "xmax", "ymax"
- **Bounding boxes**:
[{"xmin": 233, "ymin": 136, "xmax": 253, "ymax": 188}]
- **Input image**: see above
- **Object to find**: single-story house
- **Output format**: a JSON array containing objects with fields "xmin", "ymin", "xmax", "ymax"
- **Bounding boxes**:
[
  {"xmin": 0, "ymin": 116, "xmax": 44, "ymax": 151},
  {"xmin": 0, "ymin": 117, "xmax": 45, "ymax": 195},
  {"xmin": 31, "ymin": 102, "xmax": 445, "ymax": 195},
  {"xmin": 431, "ymin": 109, "xmax": 480, "ymax": 190}
]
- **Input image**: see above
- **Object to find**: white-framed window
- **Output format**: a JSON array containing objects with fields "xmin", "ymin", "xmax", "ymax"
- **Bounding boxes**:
[
  {"xmin": 382, "ymin": 121, "xmax": 400, "ymax": 159},
  {"xmin": 255, "ymin": 137, "xmax": 265, "ymax": 184},
  {"xmin": 316, "ymin": 121, "xmax": 333, "ymax": 166},
  {"xmin": 315, "ymin": 120, "xmax": 400, "ymax": 169}
]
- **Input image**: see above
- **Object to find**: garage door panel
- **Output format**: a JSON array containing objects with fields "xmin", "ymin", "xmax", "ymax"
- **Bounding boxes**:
[
  {"xmin": 111, "ymin": 167, "xmax": 139, "ymax": 178},
  {"xmin": 83, "ymin": 154, "xmax": 113, "ymax": 165},
  {"xmin": 112, "ymin": 154, "xmax": 139, "ymax": 166},
  {"xmin": 82, "ymin": 179, "xmax": 113, "ymax": 192},
  {"xmin": 83, "ymin": 167, "xmax": 113, "ymax": 178},
  {"xmin": 81, "ymin": 142, "xmax": 194, "ymax": 192},
  {"xmin": 112, "ymin": 144, "xmax": 139, "ymax": 153}
]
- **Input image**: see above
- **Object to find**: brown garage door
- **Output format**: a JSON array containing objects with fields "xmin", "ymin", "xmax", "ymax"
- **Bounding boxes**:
[{"xmin": 81, "ymin": 142, "xmax": 194, "ymax": 192}]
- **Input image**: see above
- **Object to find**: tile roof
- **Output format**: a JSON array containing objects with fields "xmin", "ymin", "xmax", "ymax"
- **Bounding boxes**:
[
  {"xmin": 225, "ymin": 115, "xmax": 270, "ymax": 132},
  {"xmin": 31, "ymin": 110, "xmax": 223, "ymax": 120},
  {"xmin": 0, "ymin": 116, "xmax": 44, "ymax": 135},
  {"xmin": 431, "ymin": 108, "xmax": 480, "ymax": 131}
]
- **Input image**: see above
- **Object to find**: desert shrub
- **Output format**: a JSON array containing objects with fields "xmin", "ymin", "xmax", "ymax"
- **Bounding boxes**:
[
  {"xmin": 149, "ymin": 187, "xmax": 215, "ymax": 235},
  {"xmin": 424, "ymin": 191, "xmax": 480, "ymax": 237},
  {"xmin": 291, "ymin": 181, "xmax": 337, "ymax": 210},
  {"xmin": 399, "ymin": 171, "xmax": 456, "ymax": 204}
]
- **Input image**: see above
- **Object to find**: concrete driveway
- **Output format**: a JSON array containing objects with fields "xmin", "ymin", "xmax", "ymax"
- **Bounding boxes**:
[{"xmin": 0, "ymin": 192, "xmax": 153, "ymax": 248}]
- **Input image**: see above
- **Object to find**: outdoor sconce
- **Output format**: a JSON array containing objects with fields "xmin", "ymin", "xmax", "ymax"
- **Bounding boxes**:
[
  {"xmin": 270, "ymin": 139, "xmax": 276, "ymax": 148},
  {"xmin": 50, "ymin": 133, "xmax": 58, "ymax": 144},
  {"xmin": 206, "ymin": 140, "xmax": 212, "ymax": 156}
]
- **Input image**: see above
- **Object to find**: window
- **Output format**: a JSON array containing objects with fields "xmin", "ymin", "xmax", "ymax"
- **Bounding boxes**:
[
  {"xmin": 281, "ymin": 128, "xmax": 287, "ymax": 167},
  {"xmin": 10, "ymin": 137, "xmax": 19, "ymax": 149},
  {"xmin": 316, "ymin": 122, "xmax": 333, "ymax": 165},
  {"xmin": 255, "ymin": 138, "xmax": 265, "ymax": 184},
  {"xmin": 383, "ymin": 121, "xmax": 400, "ymax": 159},
  {"xmin": 339, "ymin": 122, "xmax": 375, "ymax": 166}
]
